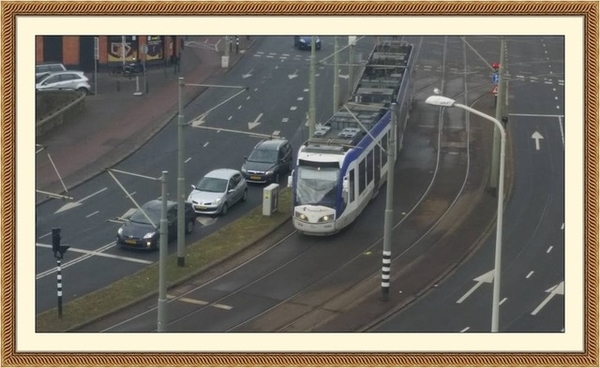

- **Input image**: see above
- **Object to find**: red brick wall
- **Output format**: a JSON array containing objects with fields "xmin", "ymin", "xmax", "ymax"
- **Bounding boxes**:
[
  {"xmin": 62, "ymin": 36, "xmax": 79, "ymax": 66},
  {"xmin": 35, "ymin": 36, "xmax": 44, "ymax": 63}
]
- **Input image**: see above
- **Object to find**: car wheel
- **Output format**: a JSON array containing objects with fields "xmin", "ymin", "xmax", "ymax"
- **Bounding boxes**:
[
  {"xmin": 185, "ymin": 218, "xmax": 195, "ymax": 234},
  {"xmin": 221, "ymin": 203, "xmax": 228, "ymax": 216},
  {"xmin": 77, "ymin": 87, "xmax": 89, "ymax": 95},
  {"xmin": 242, "ymin": 189, "xmax": 248, "ymax": 202}
]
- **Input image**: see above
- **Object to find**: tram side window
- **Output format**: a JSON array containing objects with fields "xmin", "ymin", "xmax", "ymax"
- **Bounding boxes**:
[
  {"xmin": 358, "ymin": 159, "xmax": 366, "ymax": 194},
  {"xmin": 349, "ymin": 169, "xmax": 355, "ymax": 202},
  {"xmin": 367, "ymin": 151, "xmax": 373, "ymax": 185},
  {"xmin": 375, "ymin": 141, "xmax": 381, "ymax": 172},
  {"xmin": 382, "ymin": 133, "xmax": 388, "ymax": 166}
]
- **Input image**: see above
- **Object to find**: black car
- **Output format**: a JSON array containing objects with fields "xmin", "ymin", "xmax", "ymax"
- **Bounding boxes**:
[
  {"xmin": 294, "ymin": 36, "xmax": 321, "ymax": 51},
  {"xmin": 241, "ymin": 139, "xmax": 293, "ymax": 184},
  {"xmin": 116, "ymin": 199, "xmax": 195, "ymax": 250}
]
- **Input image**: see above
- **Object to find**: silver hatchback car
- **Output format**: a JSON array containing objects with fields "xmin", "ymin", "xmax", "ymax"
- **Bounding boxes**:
[
  {"xmin": 187, "ymin": 168, "xmax": 248, "ymax": 216},
  {"xmin": 36, "ymin": 71, "xmax": 91, "ymax": 94}
]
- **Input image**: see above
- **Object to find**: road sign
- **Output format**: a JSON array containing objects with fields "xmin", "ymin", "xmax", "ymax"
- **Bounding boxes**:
[
  {"xmin": 491, "ymin": 84, "xmax": 498, "ymax": 95},
  {"xmin": 94, "ymin": 37, "xmax": 99, "ymax": 60},
  {"xmin": 492, "ymin": 73, "xmax": 499, "ymax": 84}
]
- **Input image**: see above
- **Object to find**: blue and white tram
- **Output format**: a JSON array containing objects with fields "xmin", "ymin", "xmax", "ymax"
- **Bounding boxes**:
[{"xmin": 290, "ymin": 41, "xmax": 414, "ymax": 235}]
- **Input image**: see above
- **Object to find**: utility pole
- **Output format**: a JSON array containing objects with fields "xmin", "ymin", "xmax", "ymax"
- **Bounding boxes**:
[
  {"xmin": 381, "ymin": 103, "xmax": 397, "ymax": 301},
  {"xmin": 349, "ymin": 36, "xmax": 356, "ymax": 91},
  {"xmin": 157, "ymin": 171, "xmax": 168, "ymax": 332},
  {"xmin": 177, "ymin": 77, "xmax": 186, "ymax": 267},
  {"xmin": 121, "ymin": 36, "xmax": 126, "ymax": 70},
  {"xmin": 333, "ymin": 36, "xmax": 340, "ymax": 114},
  {"xmin": 308, "ymin": 36, "xmax": 317, "ymax": 137},
  {"xmin": 490, "ymin": 38, "xmax": 506, "ymax": 190},
  {"xmin": 51, "ymin": 227, "xmax": 70, "ymax": 317}
]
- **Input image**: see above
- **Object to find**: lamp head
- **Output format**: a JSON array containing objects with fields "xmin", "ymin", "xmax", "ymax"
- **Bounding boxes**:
[{"xmin": 425, "ymin": 95, "xmax": 456, "ymax": 107}]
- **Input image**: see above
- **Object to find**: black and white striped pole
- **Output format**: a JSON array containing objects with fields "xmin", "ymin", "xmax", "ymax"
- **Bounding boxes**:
[
  {"xmin": 56, "ymin": 258, "xmax": 63, "ymax": 317},
  {"xmin": 52, "ymin": 228, "xmax": 70, "ymax": 317},
  {"xmin": 381, "ymin": 103, "xmax": 397, "ymax": 301}
]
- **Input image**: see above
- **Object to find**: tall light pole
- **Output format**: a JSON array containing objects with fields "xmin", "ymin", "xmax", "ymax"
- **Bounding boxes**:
[
  {"xmin": 381, "ymin": 102, "xmax": 398, "ymax": 301},
  {"xmin": 333, "ymin": 36, "xmax": 340, "ymax": 114},
  {"xmin": 158, "ymin": 170, "xmax": 168, "ymax": 332},
  {"xmin": 308, "ymin": 36, "xmax": 317, "ymax": 137},
  {"xmin": 177, "ymin": 77, "xmax": 185, "ymax": 267},
  {"xmin": 425, "ymin": 95, "xmax": 506, "ymax": 332}
]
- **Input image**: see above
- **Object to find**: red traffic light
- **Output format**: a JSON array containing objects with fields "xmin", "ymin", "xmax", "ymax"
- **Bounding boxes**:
[{"xmin": 492, "ymin": 62, "xmax": 500, "ymax": 70}]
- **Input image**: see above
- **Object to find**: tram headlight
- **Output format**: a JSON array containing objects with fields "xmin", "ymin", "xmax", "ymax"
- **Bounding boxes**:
[
  {"xmin": 317, "ymin": 215, "xmax": 333, "ymax": 223},
  {"xmin": 295, "ymin": 211, "xmax": 308, "ymax": 221}
]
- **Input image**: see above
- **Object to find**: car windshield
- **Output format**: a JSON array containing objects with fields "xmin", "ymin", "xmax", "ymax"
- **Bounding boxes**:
[
  {"xmin": 129, "ymin": 206, "xmax": 161, "ymax": 225},
  {"xmin": 197, "ymin": 177, "xmax": 228, "ymax": 193},
  {"xmin": 296, "ymin": 166, "xmax": 339, "ymax": 207},
  {"xmin": 36, "ymin": 74, "xmax": 49, "ymax": 83},
  {"xmin": 248, "ymin": 148, "xmax": 277, "ymax": 163}
]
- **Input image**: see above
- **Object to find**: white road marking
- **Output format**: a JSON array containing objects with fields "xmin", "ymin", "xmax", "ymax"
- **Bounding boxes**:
[
  {"xmin": 526, "ymin": 271, "xmax": 534, "ymax": 279},
  {"xmin": 531, "ymin": 282, "xmax": 564, "ymax": 315},
  {"xmin": 456, "ymin": 270, "xmax": 494, "ymax": 304},
  {"xmin": 36, "ymin": 242, "xmax": 152, "ymax": 268},
  {"xmin": 460, "ymin": 327, "xmax": 470, "ymax": 333},
  {"xmin": 499, "ymin": 297, "xmax": 507, "ymax": 305},
  {"xmin": 39, "ymin": 232, "xmax": 52, "ymax": 239},
  {"xmin": 55, "ymin": 187, "xmax": 108, "ymax": 214},
  {"xmin": 297, "ymin": 97, "xmax": 304, "ymax": 101},
  {"xmin": 281, "ymin": 118, "xmax": 289, "ymax": 123},
  {"xmin": 546, "ymin": 246, "xmax": 553, "ymax": 254},
  {"xmin": 86, "ymin": 211, "xmax": 99, "ymax": 218},
  {"xmin": 185, "ymin": 157, "xmax": 192, "ymax": 163},
  {"xmin": 290, "ymin": 106, "xmax": 297, "ymax": 111},
  {"xmin": 167, "ymin": 294, "xmax": 232, "ymax": 310},
  {"xmin": 203, "ymin": 142, "xmax": 209, "ymax": 147}
]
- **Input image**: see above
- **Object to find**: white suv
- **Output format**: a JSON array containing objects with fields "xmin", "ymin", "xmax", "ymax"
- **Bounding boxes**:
[
  {"xmin": 35, "ymin": 63, "xmax": 67, "ymax": 78},
  {"xmin": 35, "ymin": 71, "xmax": 91, "ymax": 94}
]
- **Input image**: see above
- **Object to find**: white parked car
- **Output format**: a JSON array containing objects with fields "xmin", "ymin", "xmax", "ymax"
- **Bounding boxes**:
[
  {"xmin": 35, "ymin": 71, "xmax": 91, "ymax": 94},
  {"xmin": 35, "ymin": 63, "xmax": 67, "ymax": 78},
  {"xmin": 187, "ymin": 168, "xmax": 248, "ymax": 216}
]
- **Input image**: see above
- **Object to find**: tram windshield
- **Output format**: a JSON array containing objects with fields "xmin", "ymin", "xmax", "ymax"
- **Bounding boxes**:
[{"xmin": 295, "ymin": 166, "xmax": 339, "ymax": 207}]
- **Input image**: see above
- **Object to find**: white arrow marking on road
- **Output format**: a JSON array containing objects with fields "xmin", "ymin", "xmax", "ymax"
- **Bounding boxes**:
[
  {"xmin": 248, "ymin": 113, "xmax": 263, "ymax": 130},
  {"xmin": 242, "ymin": 68, "xmax": 254, "ymax": 79},
  {"xmin": 531, "ymin": 131, "xmax": 544, "ymax": 150},
  {"xmin": 190, "ymin": 113, "xmax": 207, "ymax": 127},
  {"xmin": 54, "ymin": 187, "xmax": 108, "ymax": 214},
  {"xmin": 456, "ymin": 270, "xmax": 495, "ymax": 304},
  {"xmin": 531, "ymin": 281, "xmax": 564, "ymax": 315},
  {"xmin": 288, "ymin": 69, "xmax": 299, "ymax": 79}
]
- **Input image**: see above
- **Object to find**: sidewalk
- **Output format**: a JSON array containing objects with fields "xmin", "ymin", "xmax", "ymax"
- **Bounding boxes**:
[{"xmin": 36, "ymin": 36, "xmax": 253, "ymax": 205}]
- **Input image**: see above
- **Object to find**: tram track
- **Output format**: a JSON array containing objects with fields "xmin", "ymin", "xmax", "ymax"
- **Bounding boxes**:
[{"xmin": 95, "ymin": 36, "xmax": 502, "ymax": 333}]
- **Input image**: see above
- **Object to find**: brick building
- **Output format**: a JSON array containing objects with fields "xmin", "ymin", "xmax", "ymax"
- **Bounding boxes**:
[{"xmin": 35, "ymin": 36, "xmax": 183, "ymax": 72}]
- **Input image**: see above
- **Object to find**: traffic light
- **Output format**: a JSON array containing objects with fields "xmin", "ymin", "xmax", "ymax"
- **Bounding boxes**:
[
  {"xmin": 492, "ymin": 62, "xmax": 500, "ymax": 71},
  {"xmin": 52, "ymin": 228, "xmax": 61, "ymax": 254},
  {"xmin": 51, "ymin": 227, "xmax": 70, "ymax": 258}
]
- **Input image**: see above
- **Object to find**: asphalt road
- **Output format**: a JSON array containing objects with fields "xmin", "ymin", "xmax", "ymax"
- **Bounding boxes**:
[
  {"xmin": 374, "ymin": 36, "xmax": 565, "ymax": 332},
  {"xmin": 38, "ymin": 36, "xmax": 564, "ymax": 334},
  {"xmin": 79, "ymin": 35, "xmax": 505, "ymax": 333},
  {"xmin": 35, "ymin": 36, "xmax": 373, "ymax": 313}
]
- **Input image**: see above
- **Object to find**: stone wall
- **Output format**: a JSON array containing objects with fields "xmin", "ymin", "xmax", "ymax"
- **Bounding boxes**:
[{"xmin": 36, "ymin": 90, "xmax": 86, "ymax": 137}]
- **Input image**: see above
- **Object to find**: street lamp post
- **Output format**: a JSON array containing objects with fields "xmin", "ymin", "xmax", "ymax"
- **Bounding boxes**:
[{"xmin": 425, "ymin": 95, "xmax": 506, "ymax": 333}]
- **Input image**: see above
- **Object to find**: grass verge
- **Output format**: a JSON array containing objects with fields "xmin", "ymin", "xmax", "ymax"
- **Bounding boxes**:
[{"xmin": 36, "ymin": 187, "xmax": 292, "ymax": 332}]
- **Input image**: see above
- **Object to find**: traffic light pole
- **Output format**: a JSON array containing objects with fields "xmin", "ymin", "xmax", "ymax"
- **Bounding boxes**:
[
  {"xmin": 56, "ymin": 258, "xmax": 63, "ymax": 317},
  {"xmin": 51, "ymin": 227, "xmax": 70, "ymax": 318}
]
